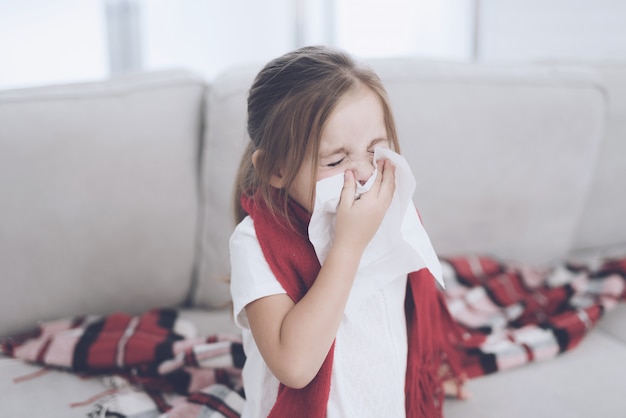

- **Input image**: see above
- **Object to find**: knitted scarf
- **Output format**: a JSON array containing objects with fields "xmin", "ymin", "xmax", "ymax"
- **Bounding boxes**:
[{"xmin": 241, "ymin": 191, "xmax": 463, "ymax": 418}]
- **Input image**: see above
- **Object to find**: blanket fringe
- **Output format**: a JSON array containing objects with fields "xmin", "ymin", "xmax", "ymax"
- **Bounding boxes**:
[
  {"xmin": 70, "ymin": 388, "xmax": 119, "ymax": 408},
  {"xmin": 13, "ymin": 367, "xmax": 51, "ymax": 383}
]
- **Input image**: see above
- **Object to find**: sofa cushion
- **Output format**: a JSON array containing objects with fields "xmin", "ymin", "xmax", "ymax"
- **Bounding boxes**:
[
  {"xmin": 193, "ymin": 60, "xmax": 607, "ymax": 306},
  {"xmin": 367, "ymin": 59, "xmax": 606, "ymax": 266},
  {"xmin": 568, "ymin": 63, "xmax": 626, "ymax": 251},
  {"xmin": 0, "ymin": 70, "xmax": 205, "ymax": 337},
  {"xmin": 444, "ymin": 328, "xmax": 626, "ymax": 418},
  {"xmin": 598, "ymin": 304, "xmax": 626, "ymax": 344},
  {"xmin": 194, "ymin": 65, "xmax": 260, "ymax": 307},
  {"xmin": 0, "ymin": 360, "xmax": 108, "ymax": 418}
]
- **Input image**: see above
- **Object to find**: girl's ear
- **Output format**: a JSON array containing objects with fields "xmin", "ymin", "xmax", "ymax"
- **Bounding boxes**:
[{"xmin": 252, "ymin": 149, "xmax": 286, "ymax": 189}]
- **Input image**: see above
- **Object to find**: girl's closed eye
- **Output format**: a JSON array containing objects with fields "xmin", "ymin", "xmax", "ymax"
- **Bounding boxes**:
[{"xmin": 326, "ymin": 158, "xmax": 345, "ymax": 167}]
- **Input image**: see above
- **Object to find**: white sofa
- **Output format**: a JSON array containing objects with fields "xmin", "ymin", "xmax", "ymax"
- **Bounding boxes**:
[{"xmin": 1, "ymin": 58, "xmax": 625, "ymax": 417}]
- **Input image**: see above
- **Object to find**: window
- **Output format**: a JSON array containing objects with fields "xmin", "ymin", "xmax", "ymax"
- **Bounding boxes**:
[
  {"xmin": 334, "ymin": 0, "xmax": 475, "ymax": 60},
  {"xmin": 0, "ymin": 0, "xmax": 107, "ymax": 90},
  {"xmin": 0, "ymin": 0, "xmax": 479, "ymax": 90}
]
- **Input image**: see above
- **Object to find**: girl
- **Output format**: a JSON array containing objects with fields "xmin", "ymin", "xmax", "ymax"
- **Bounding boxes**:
[{"xmin": 230, "ymin": 46, "xmax": 463, "ymax": 418}]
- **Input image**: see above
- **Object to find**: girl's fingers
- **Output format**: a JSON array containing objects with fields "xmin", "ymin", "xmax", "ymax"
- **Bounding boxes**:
[
  {"xmin": 341, "ymin": 160, "xmax": 394, "ymax": 208},
  {"xmin": 366, "ymin": 159, "xmax": 395, "ymax": 200},
  {"xmin": 339, "ymin": 170, "xmax": 356, "ymax": 208},
  {"xmin": 374, "ymin": 159, "xmax": 385, "ymax": 186},
  {"xmin": 378, "ymin": 159, "xmax": 396, "ymax": 199}
]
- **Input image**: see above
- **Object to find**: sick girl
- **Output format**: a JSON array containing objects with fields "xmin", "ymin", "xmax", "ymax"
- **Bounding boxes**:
[{"xmin": 230, "ymin": 45, "xmax": 463, "ymax": 418}]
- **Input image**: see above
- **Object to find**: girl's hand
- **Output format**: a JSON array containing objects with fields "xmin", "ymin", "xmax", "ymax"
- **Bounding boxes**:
[{"xmin": 333, "ymin": 159, "xmax": 396, "ymax": 256}]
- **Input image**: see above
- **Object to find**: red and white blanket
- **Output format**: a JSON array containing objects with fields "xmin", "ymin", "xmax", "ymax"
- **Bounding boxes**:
[
  {"xmin": 1, "ymin": 309, "xmax": 245, "ymax": 417},
  {"xmin": 440, "ymin": 255, "xmax": 625, "ymax": 377},
  {"xmin": 2, "ymin": 255, "xmax": 625, "ymax": 417}
]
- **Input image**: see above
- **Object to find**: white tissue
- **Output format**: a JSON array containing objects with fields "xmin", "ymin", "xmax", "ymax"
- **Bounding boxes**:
[{"xmin": 308, "ymin": 147, "xmax": 444, "ymax": 314}]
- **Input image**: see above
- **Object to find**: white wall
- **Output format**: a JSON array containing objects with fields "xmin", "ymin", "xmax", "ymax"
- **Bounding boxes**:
[
  {"xmin": 0, "ymin": 0, "xmax": 297, "ymax": 89},
  {"xmin": 0, "ymin": 0, "xmax": 107, "ymax": 90},
  {"xmin": 335, "ymin": 0, "xmax": 475, "ymax": 61},
  {"xmin": 478, "ymin": 0, "xmax": 626, "ymax": 62},
  {"xmin": 140, "ymin": 0, "xmax": 476, "ymax": 79},
  {"xmin": 141, "ymin": 0, "xmax": 295, "ymax": 80}
]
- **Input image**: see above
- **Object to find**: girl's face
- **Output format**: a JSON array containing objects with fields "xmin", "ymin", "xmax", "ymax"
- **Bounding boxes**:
[{"xmin": 288, "ymin": 85, "xmax": 390, "ymax": 212}]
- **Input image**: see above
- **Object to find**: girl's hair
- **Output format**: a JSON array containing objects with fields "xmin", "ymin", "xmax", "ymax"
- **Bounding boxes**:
[{"xmin": 233, "ymin": 45, "xmax": 400, "ymax": 224}]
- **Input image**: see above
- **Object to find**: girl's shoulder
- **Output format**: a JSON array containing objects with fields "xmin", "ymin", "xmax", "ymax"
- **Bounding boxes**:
[
  {"xmin": 230, "ymin": 215, "xmax": 258, "ymax": 248},
  {"xmin": 233, "ymin": 215, "xmax": 255, "ymax": 235},
  {"xmin": 229, "ymin": 215, "xmax": 287, "ymax": 328}
]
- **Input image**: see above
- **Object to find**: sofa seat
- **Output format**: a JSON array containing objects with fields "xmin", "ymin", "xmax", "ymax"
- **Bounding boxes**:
[
  {"xmin": 446, "ymin": 319, "xmax": 626, "ymax": 418},
  {"xmin": 3, "ymin": 304, "xmax": 624, "ymax": 417}
]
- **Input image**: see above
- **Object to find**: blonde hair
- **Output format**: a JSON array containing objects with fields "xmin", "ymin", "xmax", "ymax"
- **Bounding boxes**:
[{"xmin": 234, "ymin": 46, "xmax": 400, "ymax": 224}]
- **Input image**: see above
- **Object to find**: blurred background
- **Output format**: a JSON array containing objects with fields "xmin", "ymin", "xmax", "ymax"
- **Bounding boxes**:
[{"xmin": 1, "ymin": 0, "xmax": 625, "ymax": 90}]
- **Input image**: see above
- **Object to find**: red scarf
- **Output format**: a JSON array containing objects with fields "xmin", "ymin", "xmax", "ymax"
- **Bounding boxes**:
[{"xmin": 241, "ymin": 191, "xmax": 462, "ymax": 418}]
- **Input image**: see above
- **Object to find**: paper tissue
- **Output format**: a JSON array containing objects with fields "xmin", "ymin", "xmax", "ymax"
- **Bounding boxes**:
[{"xmin": 308, "ymin": 147, "xmax": 444, "ymax": 313}]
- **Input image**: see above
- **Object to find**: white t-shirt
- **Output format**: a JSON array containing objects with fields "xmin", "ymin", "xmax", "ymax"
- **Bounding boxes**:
[{"xmin": 229, "ymin": 216, "xmax": 408, "ymax": 418}]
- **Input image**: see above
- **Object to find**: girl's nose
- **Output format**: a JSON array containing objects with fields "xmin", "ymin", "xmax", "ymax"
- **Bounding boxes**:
[{"xmin": 350, "ymin": 158, "xmax": 375, "ymax": 185}]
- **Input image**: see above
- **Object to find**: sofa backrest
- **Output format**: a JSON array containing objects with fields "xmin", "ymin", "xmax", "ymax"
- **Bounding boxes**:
[
  {"xmin": 0, "ymin": 60, "xmax": 613, "ymax": 321},
  {"xmin": 567, "ymin": 63, "xmax": 626, "ymax": 253},
  {"xmin": 368, "ymin": 59, "xmax": 606, "ymax": 265},
  {"xmin": 194, "ymin": 66, "xmax": 260, "ymax": 308},
  {"xmin": 0, "ymin": 70, "xmax": 205, "ymax": 336},
  {"xmin": 193, "ymin": 59, "xmax": 607, "ymax": 306}
]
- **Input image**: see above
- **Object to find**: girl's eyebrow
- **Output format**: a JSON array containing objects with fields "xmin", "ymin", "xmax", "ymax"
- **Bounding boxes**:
[
  {"xmin": 369, "ymin": 137, "xmax": 388, "ymax": 148},
  {"xmin": 319, "ymin": 146, "xmax": 347, "ymax": 159},
  {"xmin": 319, "ymin": 137, "xmax": 388, "ymax": 159}
]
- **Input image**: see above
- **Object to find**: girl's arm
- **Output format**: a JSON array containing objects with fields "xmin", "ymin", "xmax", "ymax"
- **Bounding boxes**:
[{"xmin": 245, "ymin": 159, "xmax": 396, "ymax": 389}]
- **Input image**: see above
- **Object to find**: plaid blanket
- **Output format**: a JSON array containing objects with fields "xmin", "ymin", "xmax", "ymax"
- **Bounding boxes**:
[
  {"xmin": 2, "ymin": 255, "xmax": 625, "ymax": 417},
  {"xmin": 1, "ymin": 308, "xmax": 245, "ymax": 417},
  {"xmin": 441, "ymin": 255, "xmax": 626, "ymax": 377}
]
